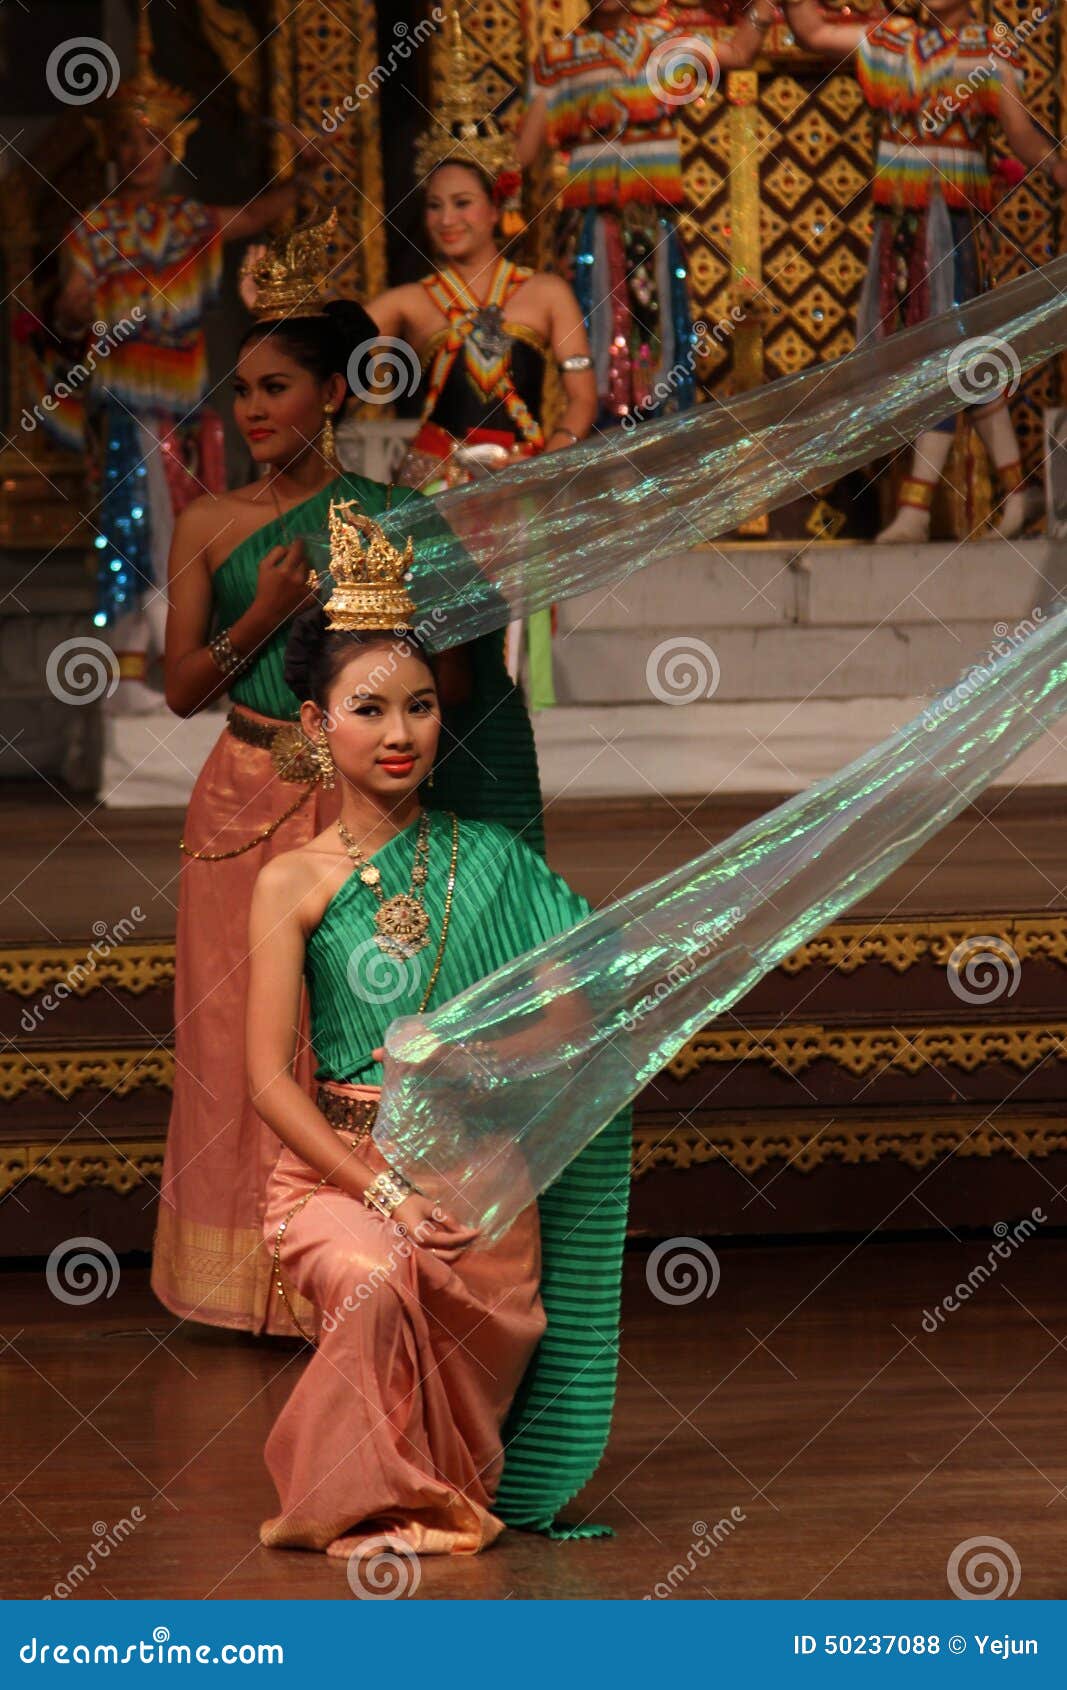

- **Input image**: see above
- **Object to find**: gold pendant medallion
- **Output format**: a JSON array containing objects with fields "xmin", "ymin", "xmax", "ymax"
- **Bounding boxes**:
[{"xmin": 375, "ymin": 894, "xmax": 431, "ymax": 958}]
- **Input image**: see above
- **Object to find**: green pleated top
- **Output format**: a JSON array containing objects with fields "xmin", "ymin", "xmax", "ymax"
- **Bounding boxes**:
[
  {"xmin": 210, "ymin": 474, "xmax": 545, "ymax": 853},
  {"xmin": 305, "ymin": 812, "xmax": 631, "ymax": 1538}
]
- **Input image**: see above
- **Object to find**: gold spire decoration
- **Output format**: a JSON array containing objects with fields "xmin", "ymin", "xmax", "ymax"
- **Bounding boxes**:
[
  {"xmin": 246, "ymin": 208, "xmax": 338, "ymax": 321},
  {"xmin": 414, "ymin": 6, "xmax": 522, "ymax": 233},
  {"xmin": 323, "ymin": 501, "xmax": 417, "ymax": 632},
  {"xmin": 97, "ymin": 2, "xmax": 198, "ymax": 162}
]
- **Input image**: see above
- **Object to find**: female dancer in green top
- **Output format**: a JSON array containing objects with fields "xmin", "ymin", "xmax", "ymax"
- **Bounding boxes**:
[
  {"xmin": 246, "ymin": 565, "xmax": 629, "ymax": 1554},
  {"xmin": 154, "ymin": 285, "xmax": 544, "ymax": 1334}
]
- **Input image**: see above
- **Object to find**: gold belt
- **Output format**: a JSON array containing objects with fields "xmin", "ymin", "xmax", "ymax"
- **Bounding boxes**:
[
  {"xmin": 226, "ymin": 706, "xmax": 320, "ymax": 785},
  {"xmin": 315, "ymin": 1085, "xmax": 378, "ymax": 1144}
]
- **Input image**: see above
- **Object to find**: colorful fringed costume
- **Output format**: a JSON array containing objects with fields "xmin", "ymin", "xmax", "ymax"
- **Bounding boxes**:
[
  {"xmin": 528, "ymin": 21, "xmax": 696, "ymax": 424},
  {"xmin": 32, "ymin": 195, "xmax": 226, "ymax": 628}
]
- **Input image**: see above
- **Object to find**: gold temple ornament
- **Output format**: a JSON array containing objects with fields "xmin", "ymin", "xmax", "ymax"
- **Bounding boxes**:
[
  {"xmin": 322, "ymin": 500, "xmax": 418, "ymax": 632},
  {"xmin": 246, "ymin": 208, "xmax": 339, "ymax": 321}
]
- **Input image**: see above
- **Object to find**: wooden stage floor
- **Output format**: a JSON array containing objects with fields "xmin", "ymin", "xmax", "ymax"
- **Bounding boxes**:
[
  {"xmin": 5, "ymin": 1230, "xmax": 1067, "ymax": 1600},
  {"xmin": 2, "ymin": 783, "xmax": 1066, "ymax": 943}
]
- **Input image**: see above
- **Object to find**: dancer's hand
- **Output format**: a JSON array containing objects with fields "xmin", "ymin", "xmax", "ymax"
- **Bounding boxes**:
[
  {"xmin": 255, "ymin": 541, "xmax": 318, "ymax": 625},
  {"xmin": 392, "ymin": 1194, "xmax": 481, "ymax": 1265}
]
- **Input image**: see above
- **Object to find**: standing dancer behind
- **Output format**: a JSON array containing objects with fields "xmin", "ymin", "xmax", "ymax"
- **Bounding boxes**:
[
  {"xmin": 36, "ymin": 3, "xmax": 325, "ymax": 720},
  {"xmin": 518, "ymin": 0, "xmax": 777, "ymax": 427},
  {"xmin": 785, "ymin": 0, "xmax": 1067, "ymax": 541},
  {"xmin": 247, "ymin": 504, "xmax": 631, "ymax": 1554},
  {"xmin": 368, "ymin": 6, "xmax": 597, "ymax": 712},
  {"xmin": 152, "ymin": 217, "xmax": 402, "ymax": 1334}
]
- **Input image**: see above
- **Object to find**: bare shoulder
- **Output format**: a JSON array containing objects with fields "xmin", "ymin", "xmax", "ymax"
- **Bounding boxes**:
[{"xmin": 253, "ymin": 837, "xmax": 350, "ymax": 929}]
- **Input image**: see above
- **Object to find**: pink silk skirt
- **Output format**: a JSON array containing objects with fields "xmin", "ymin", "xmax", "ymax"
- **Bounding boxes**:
[
  {"xmin": 260, "ymin": 1083, "xmax": 547, "ymax": 1557},
  {"xmin": 151, "ymin": 705, "xmax": 339, "ymax": 1335}
]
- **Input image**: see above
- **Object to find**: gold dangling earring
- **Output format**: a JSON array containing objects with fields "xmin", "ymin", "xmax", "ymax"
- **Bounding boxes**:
[
  {"xmin": 426, "ymin": 765, "xmax": 435, "ymax": 789},
  {"xmin": 321, "ymin": 406, "xmax": 339, "ymax": 468},
  {"xmin": 314, "ymin": 724, "xmax": 336, "ymax": 790}
]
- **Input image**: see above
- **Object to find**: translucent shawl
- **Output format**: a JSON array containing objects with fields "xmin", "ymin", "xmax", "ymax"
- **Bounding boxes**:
[
  {"xmin": 346, "ymin": 256, "xmax": 1067, "ymax": 648},
  {"xmin": 373, "ymin": 598, "xmax": 1067, "ymax": 1240},
  {"xmin": 354, "ymin": 258, "xmax": 1067, "ymax": 1237}
]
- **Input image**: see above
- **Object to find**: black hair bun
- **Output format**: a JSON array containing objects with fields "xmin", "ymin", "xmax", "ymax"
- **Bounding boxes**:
[
  {"xmin": 283, "ymin": 601, "xmax": 328, "ymax": 702},
  {"xmin": 323, "ymin": 298, "xmax": 379, "ymax": 398}
]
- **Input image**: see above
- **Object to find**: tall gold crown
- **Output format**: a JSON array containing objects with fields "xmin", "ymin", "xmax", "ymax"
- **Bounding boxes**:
[
  {"xmin": 323, "ymin": 501, "xmax": 417, "ymax": 632},
  {"xmin": 414, "ymin": 7, "xmax": 520, "ymax": 198},
  {"xmin": 97, "ymin": 2, "xmax": 198, "ymax": 162},
  {"xmin": 247, "ymin": 209, "xmax": 338, "ymax": 321}
]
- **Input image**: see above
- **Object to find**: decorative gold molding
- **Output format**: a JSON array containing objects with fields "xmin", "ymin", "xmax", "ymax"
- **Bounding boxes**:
[
  {"xmin": 0, "ymin": 1049, "xmax": 174, "ymax": 1102},
  {"xmin": 195, "ymin": 0, "xmax": 262, "ymax": 115},
  {"xmin": 0, "ymin": 1140, "xmax": 164, "ymax": 1198},
  {"xmin": 632, "ymin": 1111, "xmax": 1067, "ymax": 1177},
  {"xmin": 1, "ymin": 914, "xmax": 1063, "ymax": 1011},
  {"xmin": 0, "ymin": 944, "xmax": 175, "ymax": 999},
  {"xmin": 779, "ymin": 913, "xmax": 1067, "ymax": 976},
  {"xmin": 667, "ymin": 1021, "xmax": 1067, "ymax": 1082}
]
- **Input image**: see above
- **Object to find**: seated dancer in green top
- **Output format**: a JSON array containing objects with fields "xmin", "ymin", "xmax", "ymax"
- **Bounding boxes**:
[
  {"xmin": 246, "ymin": 504, "xmax": 630, "ymax": 1554},
  {"xmin": 153, "ymin": 216, "xmax": 545, "ymax": 1338}
]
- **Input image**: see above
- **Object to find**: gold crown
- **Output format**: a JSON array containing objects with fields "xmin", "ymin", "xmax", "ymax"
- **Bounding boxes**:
[
  {"xmin": 323, "ymin": 501, "xmax": 417, "ymax": 631},
  {"xmin": 247, "ymin": 208, "xmax": 338, "ymax": 320},
  {"xmin": 96, "ymin": 3, "xmax": 198, "ymax": 162},
  {"xmin": 414, "ymin": 7, "xmax": 519, "ymax": 196}
]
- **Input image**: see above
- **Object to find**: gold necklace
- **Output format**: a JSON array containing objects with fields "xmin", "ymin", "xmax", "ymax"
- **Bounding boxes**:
[{"xmin": 338, "ymin": 811, "xmax": 433, "ymax": 958}]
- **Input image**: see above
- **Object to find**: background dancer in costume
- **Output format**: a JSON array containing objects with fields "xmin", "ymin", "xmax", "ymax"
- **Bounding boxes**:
[
  {"xmin": 785, "ymin": 0, "xmax": 1067, "ymax": 541},
  {"xmin": 369, "ymin": 6, "xmax": 596, "ymax": 708},
  {"xmin": 153, "ymin": 219, "xmax": 408, "ymax": 1334},
  {"xmin": 247, "ymin": 505, "xmax": 630, "ymax": 1555},
  {"xmin": 519, "ymin": 0, "xmax": 777, "ymax": 426},
  {"xmin": 37, "ymin": 3, "xmax": 325, "ymax": 719}
]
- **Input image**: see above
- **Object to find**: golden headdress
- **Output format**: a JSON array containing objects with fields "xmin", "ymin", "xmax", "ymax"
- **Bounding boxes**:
[
  {"xmin": 414, "ymin": 7, "xmax": 523, "ymax": 237},
  {"xmin": 96, "ymin": 2, "xmax": 198, "ymax": 163},
  {"xmin": 246, "ymin": 208, "xmax": 338, "ymax": 321},
  {"xmin": 323, "ymin": 501, "xmax": 417, "ymax": 632}
]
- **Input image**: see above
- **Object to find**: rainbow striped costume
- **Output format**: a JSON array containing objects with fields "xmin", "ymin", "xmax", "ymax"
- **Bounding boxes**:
[
  {"xmin": 37, "ymin": 195, "xmax": 222, "ymax": 452},
  {"xmin": 856, "ymin": 18, "xmax": 1024, "ymax": 212},
  {"xmin": 528, "ymin": 22, "xmax": 686, "ymax": 210}
]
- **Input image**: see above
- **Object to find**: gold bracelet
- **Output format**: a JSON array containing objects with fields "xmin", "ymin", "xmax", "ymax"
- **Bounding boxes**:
[
  {"xmin": 362, "ymin": 1166, "xmax": 414, "ymax": 1220},
  {"xmin": 208, "ymin": 627, "xmax": 249, "ymax": 677}
]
